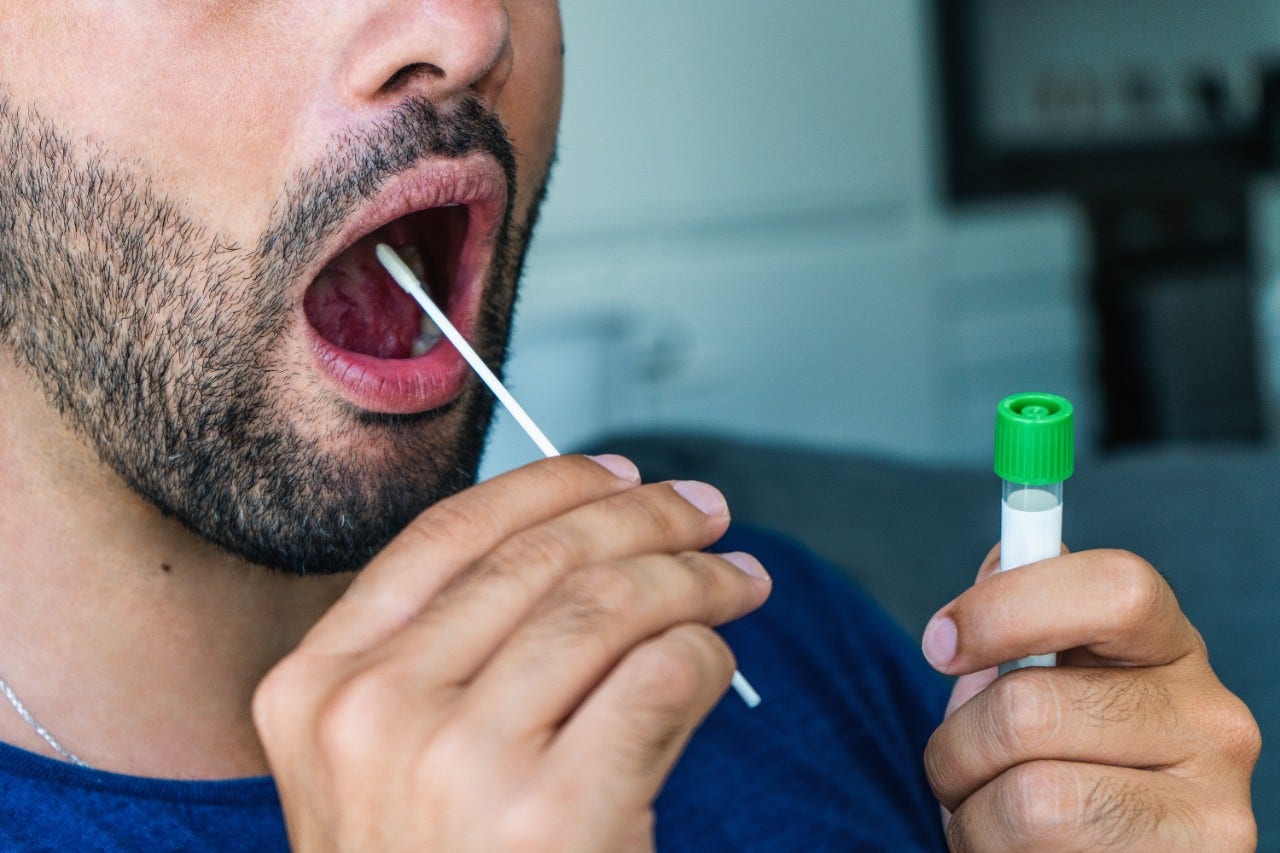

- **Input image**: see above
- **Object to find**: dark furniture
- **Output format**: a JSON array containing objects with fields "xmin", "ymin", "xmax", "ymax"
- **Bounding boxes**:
[{"xmin": 935, "ymin": 1, "xmax": 1271, "ymax": 447}]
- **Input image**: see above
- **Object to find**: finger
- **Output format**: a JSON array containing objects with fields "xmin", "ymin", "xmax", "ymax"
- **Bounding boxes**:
[
  {"xmin": 945, "ymin": 760, "xmax": 1253, "ymax": 852},
  {"xmin": 541, "ymin": 623, "xmax": 737, "ymax": 829},
  {"xmin": 975, "ymin": 543, "xmax": 1002, "ymax": 583},
  {"xmin": 974, "ymin": 541, "xmax": 1069, "ymax": 584},
  {"xmin": 304, "ymin": 454, "xmax": 641, "ymax": 655},
  {"xmin": 922, "ymin": 550, "xmax": 1202, "ymax": 677},
  {"xmin": 378, "ymin": 481, "xmax": 736, "ymax": 683},
  {"xmin": 464, "ymin": 550, "xmax": 769, "ymax": 733},
  {"xmin": 940, "ymin": 541, "xmax": 1069, "ymax": 719},
  {"xmin": 927, "ymin": 666, "xmax": 1196, "ymax": 811},
  {"xmin": 944, "ymin": 667, "xmax": 998, "ymax": 719}
]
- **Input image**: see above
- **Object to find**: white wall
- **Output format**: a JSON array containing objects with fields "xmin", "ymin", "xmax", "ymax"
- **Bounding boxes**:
[
  {"xmin": 480, "ymin": 1, "xmax": 1093, "ymax": 477},
  {"xmin": 542, "ymin": 0, "xmax": 937, "ymax": 235}
]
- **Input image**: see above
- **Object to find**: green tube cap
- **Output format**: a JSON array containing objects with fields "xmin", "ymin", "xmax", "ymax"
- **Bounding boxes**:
[{"xmin": 994, "ymin": 393, "xmax": 1074, "ymax": 485}]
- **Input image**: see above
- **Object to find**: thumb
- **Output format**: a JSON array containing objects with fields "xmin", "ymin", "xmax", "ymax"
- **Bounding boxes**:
[{"xmin": 938, "ymin": 540, "xmax": 1070, "ymax": 717}]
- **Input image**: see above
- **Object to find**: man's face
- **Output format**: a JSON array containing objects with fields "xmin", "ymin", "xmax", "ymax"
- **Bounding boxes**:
[{"xmin": 0, "ymin": 3, "xmax": 564, "ymax": 573}]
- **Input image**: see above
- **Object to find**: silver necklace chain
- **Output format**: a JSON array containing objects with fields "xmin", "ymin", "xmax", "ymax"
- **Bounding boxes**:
[{"xmin": 0, "ymin": 675, "xmax": 88, "ymax": 768}]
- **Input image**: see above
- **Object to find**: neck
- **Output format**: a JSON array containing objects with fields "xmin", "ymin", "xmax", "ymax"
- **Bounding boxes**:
[{"xmin": 0, "ymin": 358, "xmax": 354, "ymax": 779}]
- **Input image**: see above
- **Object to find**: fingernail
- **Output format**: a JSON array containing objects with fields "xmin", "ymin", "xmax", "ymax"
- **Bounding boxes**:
[
  {"xmin": 587, "ymin": 454, "xmax": 640, "ymax": 483},
  {"xmin": 672, "ymin": 481, "xmax": 728, "ymax": 516},
  {"xmin": 922, "ymin": 616, "xmax": 958, "ymax": 669},
  {"xmin": 719, "ymin": 551, "xmax": 770, "ymax": 581}
]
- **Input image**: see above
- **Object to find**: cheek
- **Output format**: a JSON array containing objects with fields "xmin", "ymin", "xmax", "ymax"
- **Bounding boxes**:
[
  {"xmin": 501, "ymin": 2, "xmax": 564, "ymax": 225},
  {"xmin": 0, "ymin": 5, "xmax": 311, "ymax": 241}
]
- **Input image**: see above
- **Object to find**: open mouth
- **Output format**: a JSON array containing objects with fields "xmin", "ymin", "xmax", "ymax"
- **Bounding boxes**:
[
  {"xmin": 303, "ymin": 204, "xmax": 469, "ymax": 360},
  {"xmin": 297, "ymin": 155, "xmax": 507, "ymax": 415}
]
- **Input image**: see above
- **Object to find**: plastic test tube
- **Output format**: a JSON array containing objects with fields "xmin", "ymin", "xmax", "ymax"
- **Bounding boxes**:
[{"xmin": 994, "ymin": 393, "xmax": 1075, "ymax": 676}]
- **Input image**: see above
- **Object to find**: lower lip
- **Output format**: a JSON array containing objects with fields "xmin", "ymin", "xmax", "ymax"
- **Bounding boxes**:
[{"xmin": 305, "ymin": 323, "xmax": 473, "ymax": 415}]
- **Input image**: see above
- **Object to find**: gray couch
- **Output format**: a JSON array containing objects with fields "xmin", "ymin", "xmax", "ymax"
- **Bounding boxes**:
[{"xmin": 591, "ymin": 433, "xmax": 1280, "ymax": 846}]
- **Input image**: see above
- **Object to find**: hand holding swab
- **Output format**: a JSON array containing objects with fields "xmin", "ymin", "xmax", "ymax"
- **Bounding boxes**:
[{"xmin": 377, "ymin": 244, "xmax": 761, "ymax": 709}]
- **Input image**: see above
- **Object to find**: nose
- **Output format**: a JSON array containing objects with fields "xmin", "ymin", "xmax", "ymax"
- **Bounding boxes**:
[{"xmin": 341, "ymin": 0, "xmax": 513, "ymax": 108}]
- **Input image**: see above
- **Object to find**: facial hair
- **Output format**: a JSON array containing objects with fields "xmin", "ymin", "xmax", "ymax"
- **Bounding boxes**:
[{"xmin": 0, "ymin": 94, "xmax": 542, "ymax": 575}]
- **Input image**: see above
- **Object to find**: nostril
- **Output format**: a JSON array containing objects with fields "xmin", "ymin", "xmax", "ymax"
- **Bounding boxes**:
[{"xmin": 381, "ymin": 62, "xmax": 445, "ymax": 96}]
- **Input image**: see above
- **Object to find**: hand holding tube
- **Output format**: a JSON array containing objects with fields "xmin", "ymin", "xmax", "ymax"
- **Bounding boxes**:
[{"xmin": 921, "ymin": 394, "xmax": 1259, "ymax": 849}]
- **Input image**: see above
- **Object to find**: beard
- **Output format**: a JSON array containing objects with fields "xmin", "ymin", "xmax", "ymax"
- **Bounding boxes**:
[{"xmin": 0, "ymin": 93, "xmax": 543, "ymax": 575}]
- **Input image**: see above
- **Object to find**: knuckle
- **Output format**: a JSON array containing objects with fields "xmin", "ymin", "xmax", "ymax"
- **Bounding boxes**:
[
  {"xmin": 615, "ymin": 696, "xmax": 692, "ymax": 773},
  {"xmin": 494, "ymin": 796, "xmax": 562, "ymax": 853},
  {"xmin": 1218, "ymin": 806, "xmax": 1259, "ymax": 851},
  {"xmin": 672, "ymin": 622, "xmax": 736, "ymax": 681},
  {"xmin": 1103, "ymin": 549, "xmax": 1165, "ymax": 627},
  {"xmin": 533, "ymin": 566, "xmax": 637, "ymax": 648},
  {"xmin": 490, "ymin": 522, "xmax": 582, "ymax": 576},
  {"xmin": 627, "ymin": 625, "xmax": 735, "ymax": 717},
  {"xmin": 416, "ymin": 722, "xmax": 478, "ymax": 784},
  {"xmin": 991, "ymin": 670, "xmax": 1063, "ymax": 754},
  {"xmin": 629, "ymin": 631, "xmax": 714, "ymax": 705},
  {"xmin": 313, "ymin": 670, "xmax": 398, "ymax": 760},
  {"xmin": 252, "ymin": 656, "xmax": 315, "ymax": 739},
  {"xmin": 251, "ymin": 663, "xmax": 291, "ymax": 725},
  {"xmin": 434, "ymin": 548, "xmax": 538, "ymax": 611},
  {"xmin": 922, "ymin": 730, "xmax": 959, "ymax": 807},
  {"xmin": 999, "ymin": 761, "xmax": 1081, "ymax": 839},
  {"xmin": 1186, "ymin": 624, "xmax": 1211, "ymax": 660},
  {"xmin": 615, "ymin": 485, "xmax": 689, "ymax": 540},
  {"xmin": 403, "ymin": 497, "xmax": 496, "ymax": 553},
  {"xmin": 673, "ymin": 551, "xmax": 722, "ymax": 596},
  {"xmin": 1211, "ymin": 695, "xmax": 1263, "ymax": 766},
  {"xmin": 560, "ymin": 564, "xmax": 639, "ymax": 623},
  {"xmin": 394, "ymin": 515, "xmax": 440, "ymax": 553}
]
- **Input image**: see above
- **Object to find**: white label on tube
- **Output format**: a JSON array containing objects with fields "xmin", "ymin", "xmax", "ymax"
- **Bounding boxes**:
[{"xmin": 1000, "ymin": 489, "xmax": 1062, "ymax": 572}]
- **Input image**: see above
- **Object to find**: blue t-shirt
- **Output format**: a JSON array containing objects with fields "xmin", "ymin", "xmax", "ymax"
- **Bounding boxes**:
[{"xmin": 0, "ymin": 526, "xmax": 949, "ymax": 851}]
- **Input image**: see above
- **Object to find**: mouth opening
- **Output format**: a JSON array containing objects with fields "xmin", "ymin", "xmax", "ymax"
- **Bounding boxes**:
[{"xmin": 303, "ymin": 205, "xmax": 469, "ymax": 360}]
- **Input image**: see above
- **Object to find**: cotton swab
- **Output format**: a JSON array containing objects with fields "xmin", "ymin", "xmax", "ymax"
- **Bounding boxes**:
[
  {"xmin": 376, "ymin": 245, "xmax": 559, "ymax": 459},
  {"xmin": 729, "ymin": 670, "xmax": 761, "ymax": 708},
  {"xmin": 377, "ymin": 244, "xmax": 762, "ymax": 709}
]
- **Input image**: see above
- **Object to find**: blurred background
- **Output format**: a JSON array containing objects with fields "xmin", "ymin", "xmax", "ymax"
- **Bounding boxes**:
[
  {"xmin": 479, "ymin": 0, "xmax": 1280, "ymax": 836},
  {"xmin": 485, "ymin": 0, "xmax": 1280, "ymax": 473}
]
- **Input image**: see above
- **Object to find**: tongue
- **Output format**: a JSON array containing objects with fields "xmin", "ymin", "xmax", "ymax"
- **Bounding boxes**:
[{"xmin": 304, "ymin": 239, "xmax": 424, "ymax": 359}]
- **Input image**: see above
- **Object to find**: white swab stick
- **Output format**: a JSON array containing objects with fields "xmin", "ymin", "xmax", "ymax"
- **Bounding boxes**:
[
  {"xmin": 377, "ymin": 244, "xmax": 560, "ymax": 459},
  {"xmin": 730, "ymin": 671, "xmax": 761, "ymax": 708},
  {"xmin": 377, "ymin": 244, "xmax": 762, "ymax": 709}
]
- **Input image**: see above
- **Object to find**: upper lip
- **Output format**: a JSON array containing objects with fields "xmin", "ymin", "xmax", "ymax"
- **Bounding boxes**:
[{"xmin": 295, "ymin": 152, "xmax": 508, "ymax": 304}]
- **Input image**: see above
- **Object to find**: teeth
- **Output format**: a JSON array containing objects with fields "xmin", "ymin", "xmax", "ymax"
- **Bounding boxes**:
[
  {"xmin": 393, "ymin": 244, "xmax": 445, "ymax": 358},
  {"xmin": 411, "ymin": 312, "xmax": 443, "ymax": 357},
  {"xmin": 420, "ymin": 312, "xmax": 442, "ymax": 338},
  {"xmin": 398, "ymin": 244, "xmax": 428, "ymax": 282}
]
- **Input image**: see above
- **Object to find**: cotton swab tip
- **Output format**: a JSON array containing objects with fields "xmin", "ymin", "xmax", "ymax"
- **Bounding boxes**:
[{"xmin": 732, "ymin": 671, "xmax": 762, "ymax": 708}]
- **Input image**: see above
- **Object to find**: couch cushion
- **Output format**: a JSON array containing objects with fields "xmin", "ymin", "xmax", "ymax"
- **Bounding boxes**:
[{"xmin": 588, "ymin": 432, "xmax": 1280, "ymax": 836}]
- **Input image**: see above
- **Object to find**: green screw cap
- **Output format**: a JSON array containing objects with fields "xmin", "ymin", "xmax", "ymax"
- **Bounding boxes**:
[{"xmin": 994, "ymin": 393, "xmax": 1074, "ymax": 485}]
